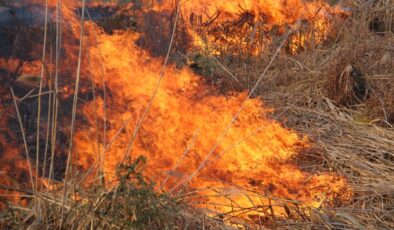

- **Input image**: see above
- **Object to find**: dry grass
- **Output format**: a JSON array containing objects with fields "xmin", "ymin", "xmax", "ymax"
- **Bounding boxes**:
[
  {"xmin": 187, "ymin": 1, "xmax": 394, "ymax": 228},
  {"xmin": 0, "ymin": 157, "xmax": 234, "ymax": 229},
  {"xmin": 1, "ymin": 0, "xmax": 394, "ymax": 229}
]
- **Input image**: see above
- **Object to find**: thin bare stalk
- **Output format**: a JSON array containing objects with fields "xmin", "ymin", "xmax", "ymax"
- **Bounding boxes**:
[
  {"xmin": 84, "ymin": 7, "xmax": 108, "ymax": 186},
  {"xmin": 10, "ymin": 88, "xmax": 35, "ymax": 194},
  {"xmin": 42, "ymin": 24, "xmax": 55, "ymax": 190},
  {"xmin": 35, "ymin": 0, "xmax": 49, "ymax": 193},
  {"xmin": 59, "ymin": 0, "xmax": 86, "ymax": 226},
  {"xmin": 48, "ymin": 0, "xmax": 63, "ymax": 187}
]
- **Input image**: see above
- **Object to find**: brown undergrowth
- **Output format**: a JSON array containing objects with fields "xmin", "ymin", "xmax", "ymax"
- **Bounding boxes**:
[{"xmin": 0, "ymin": 0, "xmax": 393, "ymax": 229}]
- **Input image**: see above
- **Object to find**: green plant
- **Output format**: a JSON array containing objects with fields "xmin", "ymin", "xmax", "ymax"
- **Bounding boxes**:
[{"xmin": 100, "ymin": 156, "xmax": 180, "ymax": 229}]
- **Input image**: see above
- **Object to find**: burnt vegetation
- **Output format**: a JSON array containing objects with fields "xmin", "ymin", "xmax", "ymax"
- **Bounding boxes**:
[{"xmin": 0, "ymin": 0, "xmax": 394, "ymax": 229}]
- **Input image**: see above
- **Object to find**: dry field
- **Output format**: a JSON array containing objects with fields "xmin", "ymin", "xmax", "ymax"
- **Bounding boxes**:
[{"xmin": 0, "ymin": 0, "xmax": 393, "ymax": 229}]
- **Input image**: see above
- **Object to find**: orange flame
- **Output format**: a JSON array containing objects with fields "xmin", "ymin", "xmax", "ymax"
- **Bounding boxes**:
[
  {"xmin": 74, "ymin": 26, "xmax": 349, "ymax": 216},
  {"xmin": 0, "ymin": 0, "xmax": 350, "ymax": 220},
  {"xmin": 171, "ymin": 0, "xmax": 345, "ymax": 54}
]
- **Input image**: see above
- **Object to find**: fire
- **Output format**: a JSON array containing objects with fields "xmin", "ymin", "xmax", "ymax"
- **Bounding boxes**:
[
  {"xmin": 172, "ymin": 0, "xmax": 345, "ymax": 54},
  {"xmin": 72, "ymin": 25, "xmax": 349, "ymax": 217},
  {"xmin": 0, "ymin": 0, "xmax": 350, "ymax": 222},
  {"xmin": 0, "ymin": 117, "xmax": 30, "ymax": 208}
]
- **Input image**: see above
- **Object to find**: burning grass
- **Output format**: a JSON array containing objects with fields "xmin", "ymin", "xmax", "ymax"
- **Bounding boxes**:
[
  {"xmin": 0, "ymin": 0, "xmax": 393, "ymax": 229},
  {"xmin": 186, "ymin": 1, "xmax": 394, "ymax": 228},
  {"xmin": 1, "ymin": 156, "xmax": 232, "ymax": 229}
]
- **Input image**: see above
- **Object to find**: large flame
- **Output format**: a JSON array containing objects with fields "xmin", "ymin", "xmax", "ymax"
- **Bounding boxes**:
[
  {"xmin": 0, "ymin": 0, "xmax": 350, "ymax": 221},
  {"xmin": 73, "ymin": 23, "xmax": 348, "ymax": 215}
]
